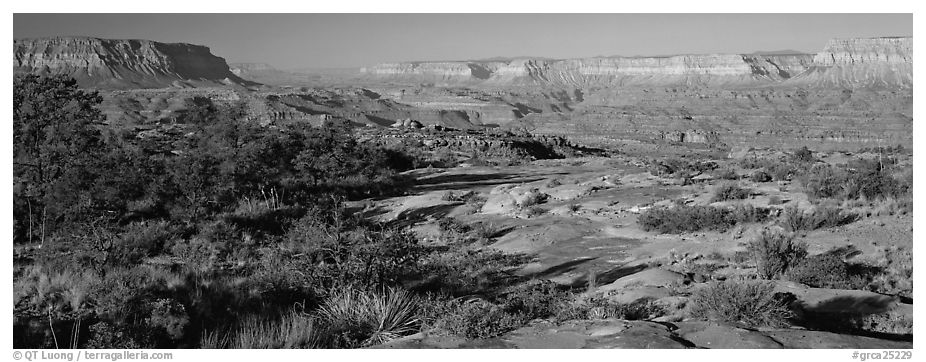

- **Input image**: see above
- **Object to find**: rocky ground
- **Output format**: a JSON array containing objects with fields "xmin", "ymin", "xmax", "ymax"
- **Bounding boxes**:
[{"xmin": 352, "ymin": 149, "xmax": 913, "ymax": 349}]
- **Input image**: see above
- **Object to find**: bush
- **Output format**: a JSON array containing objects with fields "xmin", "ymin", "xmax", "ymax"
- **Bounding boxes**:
[
  {"xmin": 747, "ymin": 229, "xmax": 807, "ymax": 279},
  {"xmin": 688, "ymin": 280, "xmax": 794, "ymax": 327},
  {"xmin": 417, "ymin": 249, "xmax": 530, "ymax": 297},
  {"xmin": 637, "ymin": 204, "xmax": 766, "ymax": 234},
  {"xmin": 430, "ymin": 300, "xmax": 524, "ymax": 339},
  {"xmin": 555, "ymin": 297, "xmax": 665, "ymax": 321},
  {"xmin": 713, "ymin": 168, "xmax": 739, "ymax": 180},
  {"xmin": 849, "ymin": 310, "xmax": 913, "ymax": 335},
  {"xmin": 500, "ymin": 281, "xmax": 570, "ymax": 320},
  {"xmin": 785, "ymin": 253, "xmax": 865, "ymax": 289},
  {"xmin": 800, "ymin": 161, "xmax": 911, "ymax": 202},
  {"xmin": 750, "ymin": 170, "xmax": 773, "ymax": 183},
  {"xmin": 866, "ymin": 247, "xmax": 913, "ymax": 298},
  {"xmin": 523, "ymin": 205, "xmax": 547, "ymax": 218},
  {"xmin": 711, "ymin": 183, "xmax": 751, "ymax": 202},
  {"xmin": 792, "ymin": 146, "xmax": 814, "ymax": 163}
]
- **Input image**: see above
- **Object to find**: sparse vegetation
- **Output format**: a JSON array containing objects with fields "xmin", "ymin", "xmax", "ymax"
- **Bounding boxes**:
[
  {"xmin": 785, "ymin": 253, "xmax": 865, "ymax": 289},
  {"xmin": 711, "ymin": 182, "xmax": 751, "ymax": 202},
  {"xmin": 637, "ymin": 204, "xmax": 769, "ymax": 234},
  {"xmin": 781, "ymin": 203, "xmax": 857, "ymax": 232},
  {"xmin": 747, "ymin": 229, "xmax": 807, "ymax": 280},
  {"xmin": 688, "ymin": 280, "xmax": 795, "ymax": 328},
  {"xmin": 555, "ymin": 297, "xmax": 665, "ymax": 322}
]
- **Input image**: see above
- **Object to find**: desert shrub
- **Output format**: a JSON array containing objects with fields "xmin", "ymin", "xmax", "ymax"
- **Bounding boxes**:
[
  {"xmin": 523, "ymin": 205, "xmax": 547, "ymax": 218},
  {"xmin": 314, "ymin": 287, "xmax": 421, "ymax": 348},
  {"xmin": 556, "ymin": 297, "xmax": 665, "ymax": 321},
  {"xmin": 85, "ymin": 322, "xmax": 142, "ymax": 349},
  {"xmin": 437, "ymin": 218, "xmax": 497, "ymax": 245},
  {"xmin": 785, "ymin": 253, "xmax": 865, "ymax": 289},
  {"xmin": 849, "ymin": 310, "xmax": 913, "ymax": 335},
  {"xmin": 711, "ymin": 182, "xmax": 751, "ymax": 202},
  {"xmin": 566, "ymin": 203, "xmax": 581, "ymax": 212},
  {"xmin": 441, "ymin": 190, "xmax": 478, "ymax": 203},
  {"xmin": 781, "ymin": 203, "xmax": 856, "ymax": 232},
  {"xmin": 425, "ymin": 282, "xmax": 570, "ymax": 339},
  {"xmin": 800, "ymin": 161, "xmax": 911, "ymax": 202},
  {"xmin": 866, "ymin": 247, "xmax": 913, "ymax": 298},
  {"xmin": 637, "ymin": 205, "xmax": 736, "ymax": 233},
  {"xmin": 500, "ymin": 281, "xmax": 570, "ymax": 320},
  {"xmin": 766, "ymin": 161, "xmax": 798, "ymax": 181},
  {"xmin": 146, "ymin": 298, "xmax": 190, "ymax": 342},
  {"xmin": 750, "ymin": 170, "xmax": 773, "ymax": 183},
  {"xmin": 430, "ymin": 299, "xmax": 524, "ymax": 339},
  {"xmin": 747, "ymin": 229, "xmax": 807, "ymax": 279},
  {"xmin": 648, "ymin": 158, "xmax": 717, "ymax": 178},
  {"xmin": 792, "ymin": 146, "xmax": 815, "ymax": 163},
  {"xmin": 729, "ymin": 203, "xmax": 772, "ymax": 224},
  {"xmin": 688, "ymin": 280, "xmax": 794, "ymax": 327},
  {"xmin": 516, "ymin": 190, "xmax": 548, "ymax": 208},
  {"xmin": 713, "ymin": 168, "xmax": 739, "ymax": 180},
  {"xmin": 110, "ymin": 221, "xmax": 179, "ymax": 265},
  {"xmin": 417, "ymin": 249, "xmax": 531, "ymax": 297}
]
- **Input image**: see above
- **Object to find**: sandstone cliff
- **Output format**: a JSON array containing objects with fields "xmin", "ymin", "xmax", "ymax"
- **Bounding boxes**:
[
  {"xmin": 14, "ymin": 37, "xmax": 258, "ymax": 89},
  {"xmin": 792, "ymin": 37, "xmax": 912, "ymax": 88},
  {"xmin": 361, "ymin": 37, "xmax": 910, "ymax": 88}
]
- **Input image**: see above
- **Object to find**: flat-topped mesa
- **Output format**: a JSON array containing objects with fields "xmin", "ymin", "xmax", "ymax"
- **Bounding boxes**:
[
  {"xmin": 813, "ymin": 37, "xmax": 912, "ymax": 65},
  {"xmin": 792, "ymin": 37, "xmax": 913, "ymax": 88},
  {"xmin": 14, "ymin": 37, "xmax": 257, "ymax": 89},
  {"xmin": 362, "ymin": 53, "xmax": 815, "ymax": 87},
  {"xmin": 362, "ymin": 37, "xmax": 911, "ymax": 88},
  {"xmin": 361, "ymin": 62, "xmax": 476, "ymax": 82}
]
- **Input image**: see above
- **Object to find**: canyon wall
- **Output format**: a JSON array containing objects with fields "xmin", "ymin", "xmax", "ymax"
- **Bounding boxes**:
[
  {"xmin": 361, "ymin": 37, "xmax": 910, "ymax": 88},
  {"xmin": 14, "ymin": 37, "xmax": 257, "ymax": 89}
]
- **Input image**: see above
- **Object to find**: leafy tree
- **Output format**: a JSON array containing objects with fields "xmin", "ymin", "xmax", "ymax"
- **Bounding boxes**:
[{"xmin": 13, "ymin": 75, "xmax": 107, "ymax": 242}]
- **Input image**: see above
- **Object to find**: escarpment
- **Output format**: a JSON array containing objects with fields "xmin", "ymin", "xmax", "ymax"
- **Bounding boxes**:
[
  {"xmin": 361, "ymin": 37, "xmax": 910, "ymax": 88},
  {"xmin": 14, "ymin": 37, "xmax": 258, "ymax": 89}
]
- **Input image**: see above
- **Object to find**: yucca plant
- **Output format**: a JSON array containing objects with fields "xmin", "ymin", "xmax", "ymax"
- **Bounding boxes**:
[{"xmin": 315, "ymin": 287, "xmax": 421, "ymax": 348}]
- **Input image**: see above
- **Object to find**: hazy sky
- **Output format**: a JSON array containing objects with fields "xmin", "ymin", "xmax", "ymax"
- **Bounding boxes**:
[{"xmin": 14, "ymin": 13, "xmax": 912, "ymax": 69}]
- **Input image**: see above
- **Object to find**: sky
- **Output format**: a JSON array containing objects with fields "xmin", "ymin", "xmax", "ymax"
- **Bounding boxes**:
[{"xmin": 13, "ymin": 13, "xmax": 913, "ymax": 70}]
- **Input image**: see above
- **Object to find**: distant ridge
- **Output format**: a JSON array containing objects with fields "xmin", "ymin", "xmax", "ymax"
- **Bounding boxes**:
[
  {"xmin": 14, "ymin": 36, "xmax": 259, "ymax": 89},
  {"xmin": 361, "ymin": 37, "xmax": 912, "ymax": 88}
]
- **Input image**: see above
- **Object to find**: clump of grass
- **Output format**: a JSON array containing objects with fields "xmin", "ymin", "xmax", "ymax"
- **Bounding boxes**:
[
  {"xmin": 688, "ymin": 280, "xmax": 794, "ymax": 328},
  {"xmin": 566, "ymin": 203, "xmax": 581, "ymax": 213},
  {"xmin": 711, "ymin": 182, "xmax": 751, "ymax": 202},
  {"xmin": 747, "ymin": 229, "xmax": 807, "ymax": 280},
  {"xmin": 202, "ymin": 312, "xmax": 321, "ymax": 349},
  {"xmin": 436, "ymin": 218, "xmax": 499, "ymax": 245},
  {"xmin": 781, "ymin": 203, "xmax": 856, "ymax": 232},
  {"xmin": 314, "ymin": 287, "xmax": 421, "ymax": 348}
]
